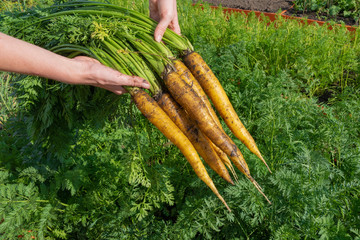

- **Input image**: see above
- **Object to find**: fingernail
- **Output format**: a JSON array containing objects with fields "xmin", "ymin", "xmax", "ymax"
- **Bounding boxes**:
[
  {"xmin": 155, "ymin": 34, "xmax": 162, "ymax": 42},
  {"xmin": 143, "ymin": 81, "xmax": 151, "ymax": 88}
]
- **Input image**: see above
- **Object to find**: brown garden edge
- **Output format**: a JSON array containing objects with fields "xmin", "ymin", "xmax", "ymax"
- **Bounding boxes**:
[{"xmin": 193, "ymin": 4, "xmax": 358, "ymax": 33}]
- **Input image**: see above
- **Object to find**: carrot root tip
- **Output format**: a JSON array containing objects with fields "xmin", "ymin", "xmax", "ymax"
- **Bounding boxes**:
[
  {"xmin": 248, "ymin": 176, "xmax": 272, "ymax": 205},
  {"xmin": 259, "ymin": 155, "xmax": 272, "ymax": 173}
]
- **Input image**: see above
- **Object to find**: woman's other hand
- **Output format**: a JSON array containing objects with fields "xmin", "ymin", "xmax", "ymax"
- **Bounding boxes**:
[{"xmin": 149, "ymin": 0, "xmax": 181, "ymax": 42}]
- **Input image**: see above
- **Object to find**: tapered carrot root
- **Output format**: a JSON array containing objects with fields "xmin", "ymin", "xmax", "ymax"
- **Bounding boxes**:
[
  {"xmin": 248, "ymin": 176, "xmax": 272, "ymax": 204},
  {"xmin": 209, "ymin": 141, "xmax": 239, "ymax": 183},
  {"xmin": 174, "ymin": 60, "xmax": 251, "ymax": 178},
  {"xmin": 131, "ymin": 88, "xmax": 231, "ymax": 211},
  {"xmin": 209, "ymin": 135, "xmax": 271, "ymax": 204},
  {"xmin": 163, "ymin": 70, "xmax": 250, "ymax": 177},
  {"xmin": 175, "ymin": 60, "xmax": 247, "ymax": 173},
  {"xmin": 163, "ymin": 70, "xmax": 271, "ymax": 204},
  {"xmin": 174, "ymin": 58, "xmax": 262, "ymax": 179},
  {"xmin": 157, "ymin": 92, "xmax": 234, "ymax": 185},
  {"xmin": 183, "ymin": 51, "xmax": 271, "ymax": 173},
  {"xmin": 173, "ymin": 59, "xmax": 224, "ymax": 130},
  {"xmin": 208, "ymin": 130, "xmax": 270, "ymax": 204}
]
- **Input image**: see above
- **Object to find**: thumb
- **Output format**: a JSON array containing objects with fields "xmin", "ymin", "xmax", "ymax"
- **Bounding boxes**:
[{"xmin": 154, "ymin": 18, "xmax": 172, "ymax": 42}]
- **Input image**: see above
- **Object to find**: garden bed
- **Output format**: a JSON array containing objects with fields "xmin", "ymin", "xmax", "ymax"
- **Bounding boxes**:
[
  {"xmin": 195, "ymin": 0, "xmax": 359, "ymax": 26},
  {"xmin": 1, "ymin": 1, "xmax": 360, "ymax": 239},
  {"xmin": 193, "ymin": 1, "xmax": 358, "ymax": 32}
]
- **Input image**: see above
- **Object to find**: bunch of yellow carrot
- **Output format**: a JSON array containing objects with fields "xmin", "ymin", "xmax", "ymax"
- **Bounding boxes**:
[{"xmin": 47, "ymin": 0, "xmax": 271, "ymax": 211}]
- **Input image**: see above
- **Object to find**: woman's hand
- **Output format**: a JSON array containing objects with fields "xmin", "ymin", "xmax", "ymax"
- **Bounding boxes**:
[
  {"xmin": 149, "ymin": 0, "xmax": 181, "ymax": 42},
  {"xmin": 70, "ymin": 56, "xmax": 150, "ymax": 95}
]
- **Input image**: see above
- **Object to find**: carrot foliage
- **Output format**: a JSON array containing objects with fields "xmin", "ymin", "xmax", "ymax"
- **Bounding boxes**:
[{"xmin": 1, "ymin": 0, "xmax": 360, "ymax": 239}]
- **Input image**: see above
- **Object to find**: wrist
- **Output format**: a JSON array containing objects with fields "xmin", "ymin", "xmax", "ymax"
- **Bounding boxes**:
[{"xmin": 64, "ymin": 58, "xmax": 94, "ymax": 85}]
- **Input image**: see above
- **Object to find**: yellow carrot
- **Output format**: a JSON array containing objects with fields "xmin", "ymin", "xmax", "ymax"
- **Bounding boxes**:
[
  {"xmin": 183, "ymin": 51, "xmax": 271, "ymax": 173},
  {"xmin": 132, "ymin": 88, "xmax": 231, "ymax": 211},
  {"xmin": 157, "ymin": 92, "xmax": 234, "ymax": 185}
]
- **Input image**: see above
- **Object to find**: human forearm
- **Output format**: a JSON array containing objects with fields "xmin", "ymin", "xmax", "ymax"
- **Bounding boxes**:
[
  {"xmin": 0, "ymin": 32, "xmax": 150, "ymax": 95},
  {"xmin": 0, "ymin": 32, "xmax": 85, "ymax": 84}
]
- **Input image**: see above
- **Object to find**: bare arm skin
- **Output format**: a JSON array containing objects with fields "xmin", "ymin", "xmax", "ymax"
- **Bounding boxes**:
[{"xmin": 0, "ymin": 32, "xmax": 150, "ymax": 95}]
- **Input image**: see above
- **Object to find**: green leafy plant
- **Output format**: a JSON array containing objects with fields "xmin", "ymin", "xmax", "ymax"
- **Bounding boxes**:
[
  {"xmin": 294, "ymin": 0, "xmax": 360, "ymax": 24},
  {"xmin": 1, "ymin": 0, "xmax": 360, "ymax": 239}
]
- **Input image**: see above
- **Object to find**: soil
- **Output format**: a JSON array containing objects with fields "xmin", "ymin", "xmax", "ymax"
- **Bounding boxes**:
[
  {"xmin": 194, "ymin": 0, "xmax": 293, "ymax": 13},
  {"xmin": 193, "ymin": 0, "xmax": 358, "ymax": 26},
  {"xmin": 284, "ymin": 8, "xmax": 358, "ymax": 26}
]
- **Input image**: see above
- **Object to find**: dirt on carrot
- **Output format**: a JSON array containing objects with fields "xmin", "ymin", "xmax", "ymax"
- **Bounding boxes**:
[
  {"xmin": 157, "ymin": 92, "xmax": 234, "ymax": 185},
  {"xmin": 183, "ymin": 51, "xmax": 271, "ymax": 173},
  {"xmin": 132, "ymin": 88, "xmax": 231, "ymax": 211}
]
